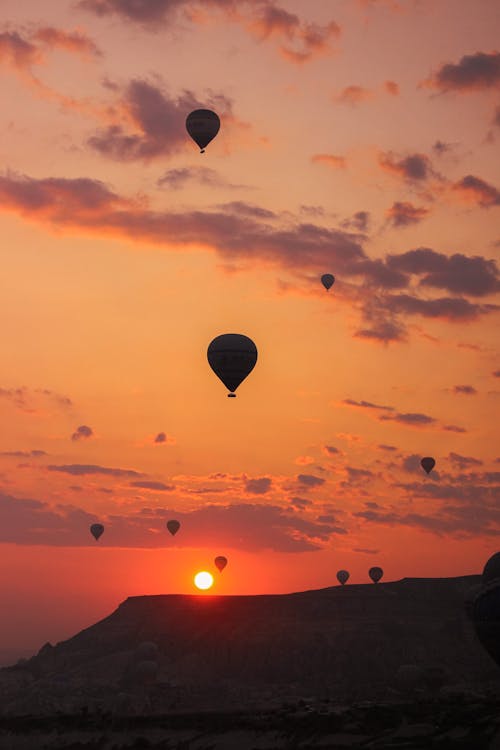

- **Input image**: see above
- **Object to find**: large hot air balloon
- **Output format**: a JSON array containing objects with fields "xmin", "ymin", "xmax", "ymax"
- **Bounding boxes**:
[
  {"xmin": 186, "ymin": 109, "xmax": 220, "ymax": 153},
  {"xmin": 421, "ymin": 457, "xmax": 435, "ymax": 475},
  {"xmin": 214, "ymin": 556, "xmax": 228, "ymax": 572},
  {"xmin": 470, "ymin": 552, "xmax": 500, "ymax": 668},
  {"xmin": 337, "ymin": 570, "xmax": 349, "ymax": 585},
  {"xmin": 207, "ymin": 334, "xmax": 258, "ymax": 397},
  {"xmin": 369, "ymin": 566, "xmax": 383, "ymax": 584},
  {"xmin": 90, "ymin": 523, "xmax": 104, "ymax": 541},
  {"xmin": 321, "ymin": 274, "xmax": 335, "ymax": 291},
  {"xmin": 166, "ymin": 519, "xmax": 180, "ymax": 536}
]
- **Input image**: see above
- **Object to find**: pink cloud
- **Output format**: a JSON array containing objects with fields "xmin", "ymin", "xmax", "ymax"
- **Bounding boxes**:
[
  {"xmin": 451, "ymin": 175, "xmax": 500, "ymax": 208},
  {"xmin": 421, "ymin": 51, "xmax": 500, "ymax": 93},
  {"xmin": 386, "ymin": 201, "xmax": 430, "ymax": 227},
  {"xmin": 311, "ymin": 153, "xmax": 347, "ymax": 169}
]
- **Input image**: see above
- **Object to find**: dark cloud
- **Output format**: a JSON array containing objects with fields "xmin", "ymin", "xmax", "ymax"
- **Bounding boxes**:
[
  {"xmin": 346, "ymin": 467, "xmax": 374, "ymax": 481},
  {"xmin": 0, "ymin": 450, "xmax": 46, "ymax": 458},
  {"xmin": 448, "ymin": 452, "xmax": 483, "ymax": 470},
  {"xmin": 379, "ymin": 151, "xmax": 437, "ymax": 182},
  {"xmin": 289, "ymin": 496, "xmax": 312, "ymax": 509},
  {"xmin": 494, "ymin": 370, "xmax": 500, "ymax": 378},
  {"xmin": 401, "ymin": 454, "xmax": 428, "ymax": 474},
  {"xmin": 382, "ymin": 293, "xmax": 498, "ymax": 321},
  {"xmin": 432, "ymin": 140, "xmax": 454, "ymax": 155},
  {"xmin": 379, "ymin": 411, "xmax": 436, "ymax": 426},
  {"xmin": 323, "ymin": 445, "xmax": 340, "ymax": 455},
  {"xmin": 452, "ymin": 175, "xmax": 500, "ymax": 208},
  {"xmin": 353, "ymin": 547, "xmax": 379, "ymax": 554},
  {"xmin": 453, "ymin": 385, "xmax": 477, "ymax": 395},
  {"xmin": 129, "ymin": 481, "xmax": 175, "ymax": 491},
  {"xmin": 378, "ymin": 444, "xmax": 397, "ymax": 451},
  {"xmin": 154, "ymin": 432, "xmax": 166, "ymax": 443},
  {"xmin": 422, "ymin": 51, "xmax": 500, "ymax": 92},
  {"xmin": 442, "ymin": 424, "xmax": 467, "ymax": 433},
  {"xmin": 0, "ymin": 386, "xmax": 72, "ymax": 412},
  {"xmin": 493, "ymin": 104, "xmax": 500, "ymax": 127},
  {"xmin": 386, "ymin": 201, "xmax": 430, "ymax": 227},
  {"xmin": 386, "ymin": 248, "xmax": 500, "ymax": 297},
  {"xmin": 47, "ymin": 464, "xmax": 143, "ymax": 477},
  {"xmin": 0, "ymin": 493, "xmax": 345, "ymax": 552},
  {"xmin": 297, "ymin": 474, "xmax": 325, "ymax": 488},
  {"xmin": 354, "ymin": 319, "xmax": 406, "ymax": 343},
  {"xmin": 71, "ymin": 425, "xmax": 93, "ymax": 441},
  {"xmin": 343, "ymin": 398, "xmax": 394, "ymax": 412},
  {"xmin": 341, "ymin": 210, "xmax": 370, "ymax": 232},
  {"xmin": 0, "ymin": 30, "xmax": 39, "ymax": 69},
  {"xmin": 157, "ymin": 166, "xmax": 244, "ymax": 190},
  {"xmin": 349, "ymin": 258, "xmax": 408, "ymax": 289},
  {"xmin": 245, "ymin": 477, "xmax": 272, "ymax": 494}
]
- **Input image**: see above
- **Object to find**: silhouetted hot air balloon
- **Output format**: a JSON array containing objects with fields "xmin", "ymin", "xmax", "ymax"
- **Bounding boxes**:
[
  {"xmin": 321, "ymin": 274, "xmax": 335, "ymax": 291},
  {"xmin": 166, "ymin": 520, "xmax": 180, "ymax": 536},
  {"xmin": 470, "ymin": 551, "xmax": 500, "ymax": 668},
  {"xmin": 186, "ymin": 109, "xmax": 220, "ymax": 153},
  {"xmin": 337, "ymin": 570, "xmax": 349, "ymax": 585},
  {"xmin": 90, "ymin": 523, "xmax": 104, "ymax": 541},
  {"xmin": 215, "ymin": 556, "xmax": 227, "ymax": 572},
  {"xmin": 207, "ymin": 334, "xmax": 258, "ymax": 397},
  {"xmin": 421, "ymin": 457, "xmax": 435, "ymax": 475},
  {"xmin": 369, "ymin": 566, "xmax": 383, "ymax": 584}
]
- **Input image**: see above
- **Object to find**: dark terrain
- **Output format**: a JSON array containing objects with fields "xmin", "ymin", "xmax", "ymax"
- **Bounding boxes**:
[{"xmin": 1, "ymin": 575, "xmax": 499, "ymax": 748}]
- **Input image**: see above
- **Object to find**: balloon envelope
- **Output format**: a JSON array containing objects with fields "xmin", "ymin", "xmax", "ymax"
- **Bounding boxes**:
[
  {"xmin": 214, "ymin": 556, "xmax": 228, "ymax": 572},
  {"xmin": 369, "ymin": 566, "xmax": 383, "ymax": 583},
  {"xmin": 482, "ymin": 551, "xmax": 500, "ymax": 584},
  {"xmin": 336, "ymin": 569, "xmax": 349, "ymax": 585},
  {"xmin": 90, "ymin": 523, "xmax": 104, "ymax": 541},
  {"xmin": 166, "ymin": 519, "xmax": 180, "ymax": 536},
  {"xmin": 207, "ymin": 334, "xmax": 257, "ymax": 396},
  {"xmin": 421, "ymin": 457, "xmax": 435, "ymax": 474},
  {"xmin": 471, "ymin": 582, "xmax": 500, "ymax": 668},
  {"xmin": 321, "ymin": 274, "xmax": 335, "ymax": 291},
  {"xmin": 186, "ymin": 109, "xmax": 220, "ymax": 152}
]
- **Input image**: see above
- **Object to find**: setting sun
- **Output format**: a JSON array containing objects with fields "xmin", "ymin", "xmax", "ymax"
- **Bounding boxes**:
[{"xmin": 194, "ymin": 571, "xmax": 214, "ymax": 591}]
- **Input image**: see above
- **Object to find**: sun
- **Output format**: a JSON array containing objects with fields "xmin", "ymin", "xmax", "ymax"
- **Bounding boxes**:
[{"xmin": 194, "ymin": 571, "xmax": 214, "ymax": 590}]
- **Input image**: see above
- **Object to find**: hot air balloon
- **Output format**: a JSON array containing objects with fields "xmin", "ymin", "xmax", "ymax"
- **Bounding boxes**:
[
  {"xmin": 321, "ymin": 274, "xmax": 335, "ymax": 291},
  {"xmin": 90, "ymin": 523, "xmax": 104, "ymax": 541},
  {"xmin": 471, "ymin": 580, "xmax": 500, "ymax": 668},
  {"xmin": 207, "ymin": 334, "xmax": 258, "ymax": 397},
  {"xmin": 337, "ymin": 570, "xmax": 349, "ymax": 585},
  {"xmin": 166, "ymin": 519, "xmax": 180, "ymax": 536},
  {"xmin": 215, "ymin": 556, "xmax": 227, "ymax": 572},
  {"xmin": 421, "ymin": 457, "xmax": 435, "ymax": 475},
  {"xmin": 369, "ymin": 566, "xmax": 383, "ymax": 584},
  {"xmin": 186, "ymin": 109, "xmax": 220, "ymax": 153}
]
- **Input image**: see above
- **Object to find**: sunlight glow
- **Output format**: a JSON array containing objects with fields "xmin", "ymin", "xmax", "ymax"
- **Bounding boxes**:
[{"xmin": 194, "ymin": 571, "xmax": 214, "ymax": 590}]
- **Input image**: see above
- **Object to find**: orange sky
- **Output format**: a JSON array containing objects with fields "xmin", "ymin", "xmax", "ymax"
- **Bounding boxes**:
[{"xmin": 0, "ymin": 0, "xmax": 499, "ymax": 662}]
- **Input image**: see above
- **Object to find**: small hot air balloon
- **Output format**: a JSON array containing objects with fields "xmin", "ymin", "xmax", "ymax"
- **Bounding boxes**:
[
  {"xmin": 214, "ymin": 556, "xmax": 227, "ymax": 572},
  {"xmin": 166, "ymin": 519, "xmax": 180, "ymax": 536},
  {"xmin": 337, "ymin": 569, "xmax": 349, "ymax": 585},
  {"xmin": 186, "ymin": 109, "xmax": 220, "ymax": 153},
  {"xmin": 90, "ymin": 523, "xmax": 104, "ymax": 541},
  {"xmin": 369, "ymin": 566, "xmax": 383, "ymax": 584},
  {"xmin": 421, "ymin": 457, "xmax": 436, "ymax": 475},
  {"xmin": 207, "ymin": 333, "xmax": 258, "ymax": 397},
  {"xmin": 321, "ymin": 274, "xmax": 335, "ymax": 291}
]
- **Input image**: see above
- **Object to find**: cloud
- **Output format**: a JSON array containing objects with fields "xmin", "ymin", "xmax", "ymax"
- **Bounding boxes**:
[
  {"xmin": 451, "ymin": 175, "xmax": 500, "ymax": 208},
  {"xmin": 442, "ymin": 424, "xmax": 467, "ymax": 433},
  {"xmin": 157, "ymin": 166, "xmax": 244, "ymax": 190},
  {"xmin": 384, "ymin": 80, "xmax": 399, "ymax": 96},
  {"xmin": 311, "ymin": 153, "xmax": 346, "ymax": 169},
  {"xmin": 432, "ymin": 140, "xmax": 455, "ymax": 156},
  {"xmin": 354, "ymin": 319, "xmax": 406, "ymax": 343},
  {"xmin": 345, "ymin": 466, "xmax": 374, "ymax": 481},
  {"xmin": 378, "ymin": 444, "xmax": 397, "ymax": 451},
  {"xmin": 341, "ymin": 211, "xmax": 370, "ymax": 232},
  {"xmin": 0, "ymin": 31, "xmax": 40, "ymax": 69},
  {"xmin": 386, "ymin": 248, "xmax": 500, "ymax": 297},
  {"xmin": 0, "ymin": 450, "xmax": 47, "ymax": 458},
  {"xmin": 0, "ymin": 493, "xmax": 345, "ymax": 551},
  {"xmin": 386, "ymin": 201, "xmax": 430, "ymax": 227},
  {"xmin": 71, "ymin": 425, "xmax": 93, "ymax": 441},
  {"xmin": 79, "ymin": 0, "xmax": 340, "ymax": 64},
  {"xmin": 152, "ymin": 432, "xmax": 175, "ymax": 445},
  {"xmin": 448, "ymin": 452, "xmax": 483, "ymax": 470},
  {"xmin": 129, "ymin": 481, "xmax": 176, "ymax": 491},
  {"xmin": 494, "ymin": 370, "xmax": 500, "ymax": 378},
  {"xmin": 452, "ymin": 385, "xmax": 477, "ymax": 395},
  {"xmin": 322, "ymin": 445, "xmax": 340, "ymax": 455},
  {"xmin": 343, "ymin": 398, "xmax": 394, "ymax": 412},
  {"xmin": 244, "ymin": 477, "xmax": 272, "ymax": 494},
  {"xmin": 297, "ymin": 474, "xmax": 325, "ymax": 488},
  {"xmin": 382, "ymin": 293, "xmax": 498, "ymax": 321},
  {"xmin": 334, "ymin": 85, "xmax": 373, "ymax": 105},
  {"xmin": 154, "ymin": 432, "xmax": 167, "ymax": 443},
  {"xmin": 379, "ymin": 411, "xmax": 436, "ymax": 426},
  {"xmin": 378, "ymin": 151, "xmax": 438, "ymax": 182},
  {"xmin": 47, "ymin": 464, "xmax": 143, "ymax": 477},
  {"xmin": 0, "ymin": 386, "xmax": 72, "ymax": 413},
  {"xmin": 421, "ymin": 51, "xmax": 500, "ymax": 93},
  {"xmin": 32, "ymin": 27, "xmax": 101, "ymax": 59},
  {"xmin": 353, "ymin": 547, "xmax": 379, "ymax": 554}
]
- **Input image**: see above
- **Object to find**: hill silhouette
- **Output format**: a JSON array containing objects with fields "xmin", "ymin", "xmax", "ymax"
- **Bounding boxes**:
[{"xmin": 1, "ymin": 575, "xmax": 499, "ymax": 720}]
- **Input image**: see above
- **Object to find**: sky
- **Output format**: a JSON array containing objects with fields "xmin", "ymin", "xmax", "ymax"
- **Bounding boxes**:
[{"xmin": 0, "ymin": 0, "xmax": 499, "ymax": 662}]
